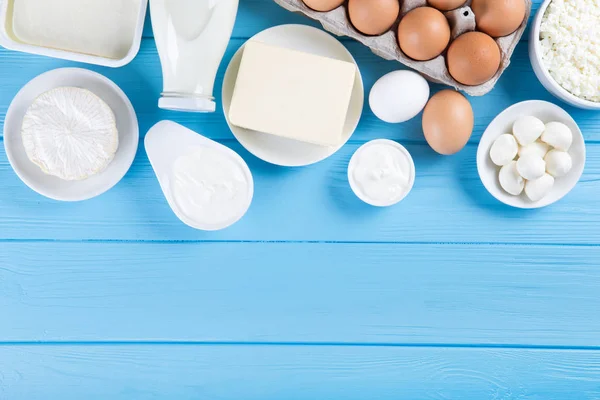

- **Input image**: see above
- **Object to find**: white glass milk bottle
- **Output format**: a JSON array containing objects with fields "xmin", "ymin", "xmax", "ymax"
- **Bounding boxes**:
[{"xmin": 150, "ymin": 0, "xmax": 239, "ymax": 112}]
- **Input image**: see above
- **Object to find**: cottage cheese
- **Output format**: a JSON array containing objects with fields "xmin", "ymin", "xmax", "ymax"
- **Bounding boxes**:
[{"xmin": 540, "ymin": 0, "xmax": 600, "ymax": 102}]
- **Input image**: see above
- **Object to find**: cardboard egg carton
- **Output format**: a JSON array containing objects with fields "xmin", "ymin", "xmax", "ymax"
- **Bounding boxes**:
[{"xmin": 272, "ymin": 0, "xmax": 532, "ymax": 96}]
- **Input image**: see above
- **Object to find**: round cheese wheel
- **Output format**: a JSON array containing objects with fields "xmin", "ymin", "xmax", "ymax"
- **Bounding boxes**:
[{"xmin": 22, "ymin": 87, "xmax": 119, "ymax": 181}]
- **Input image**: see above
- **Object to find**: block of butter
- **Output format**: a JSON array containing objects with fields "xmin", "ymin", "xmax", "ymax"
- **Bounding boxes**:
[{"xmin": 229, "ymin": 41, "xmax": 357, "ymax": 147}]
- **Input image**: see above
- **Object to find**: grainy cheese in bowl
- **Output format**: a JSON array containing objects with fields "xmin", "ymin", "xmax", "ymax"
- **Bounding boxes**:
[{"xmin": 535, "ymin": 0, "xmax": 600, "ymax": 105}]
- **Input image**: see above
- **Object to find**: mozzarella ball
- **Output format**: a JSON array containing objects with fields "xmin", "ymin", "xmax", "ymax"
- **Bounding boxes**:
[
  {"xmin": 512, "ymin": 116, "xmax": 545, "ymax": 146},
  {"xmin": 545, "ymin": 150, "xmax": 573, "ymax": 178},
  {"xmin": 490, "ymin": 134, "xmax": 518, "ymax": 166},
  {"xmin": 518, "ymin": 140, "xmax": 550, "ymax": 159},
  {"xmin": 516, "ymin": 154, "xmax": 545, "ymax": 180},
  {"xmin": 525, "ymin": 174, "xmax": 555, "ymax": 202},
  {"xmin": 499, "ymin": 161, "xmax": 524, "ymax": 196},
  {"xmin": 541, "ymin": 121, "xmax": 573, "ymax": 151}
]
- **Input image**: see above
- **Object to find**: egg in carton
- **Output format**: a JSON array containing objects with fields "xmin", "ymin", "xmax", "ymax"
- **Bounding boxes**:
[{"xmin": 272, "ymin": 0, "xmax": 532, "ymax": 96}]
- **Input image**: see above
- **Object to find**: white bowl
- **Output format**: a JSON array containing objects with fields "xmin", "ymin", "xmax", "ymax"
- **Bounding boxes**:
[
  {"xmin": 348, "ymin": 139, "xmax": 415, "ymax": 207},
  {"xmin": 222, "ymin": 24, "xmax": 364, "ymax": 167},
  {"xmin": 4, "ymin": 68, "xmax": 139, "ymax": 201},
  {"xmin": 477, "ymin": 101, "xmax": 585, "ymax": 209},
  {"xmin": 529, "ymin": 0, "xmax": 600, "ymax": 110}
]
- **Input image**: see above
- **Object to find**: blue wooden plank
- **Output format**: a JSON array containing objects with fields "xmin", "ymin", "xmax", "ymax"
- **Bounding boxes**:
[
  {"xmin": 1, "ymin": 344, "xmax": 599, "ymax": 400},
  {"xmin": 0, "ymin": 142, "xmax": 598, "ymax": 243},
  {"xmin": 3, "ymin": 36, "xmax": 600, "ymax": 144},
  {"xmin": 2, "ymin": 242, "xmax": 600, "ymax": 345}
]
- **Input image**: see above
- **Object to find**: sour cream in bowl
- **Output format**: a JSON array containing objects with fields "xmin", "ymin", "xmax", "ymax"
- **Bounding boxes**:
[{"xmin": 348, "ymin": 139, "xmax": 415, "ymax": 207}]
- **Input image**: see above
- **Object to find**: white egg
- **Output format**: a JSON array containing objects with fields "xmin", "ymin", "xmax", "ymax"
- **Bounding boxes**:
[
  {"xmin": 545, "ymin": 150, "xmax": 572, "ymax": 178},
  {"xmin": 512, "ymin": 116, "xmax": 545, "ymax": 146},
  {"xmin": 516, "ymin": 154, "xmax": 545, "ymax": 180},
  {"xmin": 499, "ymin": 161, "xmax": 524, "ymax": 196},
  {"xmin": 541, "ymin": 121, "xmax": 573, "ymax": 151},
  {"xmin": 525, "ymin": 174, "xmax": 555, "ymax": 202},
  {"xmin": 518, "ymin": 140, "xmax": 550, "ymax": 159},
  {"xmin": 369, "ymin": 70, "xmax": 430, "ymax": 124},
  {"xmin": 490, "ymin": 134, "xmax": 518, "ymax": 166}
]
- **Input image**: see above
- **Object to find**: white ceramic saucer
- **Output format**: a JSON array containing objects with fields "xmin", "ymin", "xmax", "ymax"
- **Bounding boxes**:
[
  {"xmin": 477, "ymin": 101, "xmax": 585, "ymax": 209},
  {"xmin": 222, "ymin": 24, "xmax": 364, "ymax": 167},
  {"xmin": 3, "ymin": 68, "xmax": 139, "ymax": 201}
]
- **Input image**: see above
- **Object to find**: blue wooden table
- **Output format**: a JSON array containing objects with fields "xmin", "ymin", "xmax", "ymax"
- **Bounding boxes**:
[{"xmin": 2, "ymin": 1, "xmax": 600, "ymax": 398}]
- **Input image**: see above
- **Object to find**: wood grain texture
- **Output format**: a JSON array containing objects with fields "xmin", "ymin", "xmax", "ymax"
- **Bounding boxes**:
[
  {"xmin": 3, "ymin": 40, "xmax": 600, "ymax": 144},
  {"xmin": 2, "ymin": 344, "xmax": 600, "ymax": 400},
  {"xmin": 0, "ymin": 142, "xmax": 598, "ymax": 243},
  {"xmin": 1, "ymin": 0, "xmax": 599, "ymax": 398},
  {"xmin": 2, "ymin": 242, "xmax": 600, "ymax": 345}
]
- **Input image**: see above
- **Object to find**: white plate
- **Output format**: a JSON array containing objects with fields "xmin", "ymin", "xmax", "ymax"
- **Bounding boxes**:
[
  {"xmin": 477, "ymin": 101, "xmax": 586, "ymax": 209},
  {"xmin": 4, "ymin": 68, "xmax": 139, "ymax": 201},
  {"xmin": 222, "ymin": 24, "xmax": 364, "ymax": 167}
]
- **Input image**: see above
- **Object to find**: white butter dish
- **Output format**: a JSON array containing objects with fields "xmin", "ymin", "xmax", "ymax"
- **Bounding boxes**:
[
  {"xmin": 223, "ymin": 24, "xmax": 364, "ymax": 167},
  {"xmin": 0, "ymin": 0, "xmax": 148, "ymax": 67},
  {"xmin": 145, "ymin": 121, "xmax": 254, "ymax": 231}
]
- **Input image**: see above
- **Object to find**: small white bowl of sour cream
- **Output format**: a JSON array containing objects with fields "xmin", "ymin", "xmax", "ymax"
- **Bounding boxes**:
[{"xmin": 348, "ymin": 139, "xmax": 415, "ymax": 207}]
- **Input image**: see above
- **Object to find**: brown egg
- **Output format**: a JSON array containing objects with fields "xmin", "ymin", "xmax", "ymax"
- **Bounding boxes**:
[
  {"xmin": 397, "ymin": 7, "xmax": 451, "ymax": 61},
  {"xmin": 303, "ymin": 0, "xmax": 345, "ymax": 12},
  {"xmin": 427, "ymin": 0, "xmax": 467, "ymax": 11},
  {"xmin": 348, "ymin": 0, "xmax": 400, "ymax": 36},
  {"xmin": 422, "ymin": 90, "xmax": 473, "ymax": 155},
  {"xmin": 447, "ymin": 31, "xmax": 501, "ymax": 86},
  {"xmin": 470, "ymin": 0, "xmax": 526, "ymax": 37}
]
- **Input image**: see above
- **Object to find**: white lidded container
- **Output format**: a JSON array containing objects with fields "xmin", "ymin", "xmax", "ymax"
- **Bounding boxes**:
[
  {"xmin": 151, "ymin": 0, "xmax": 239, "ymax": 112},
  {"xmin": 0, "ymin": 0, "xmax": 148, "ymax": 68}
]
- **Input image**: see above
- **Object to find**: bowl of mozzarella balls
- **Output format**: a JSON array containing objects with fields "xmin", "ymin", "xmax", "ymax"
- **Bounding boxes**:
[{"xmin": 477, "ymin": 101, "xmax": 585, "ymax": 209}]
